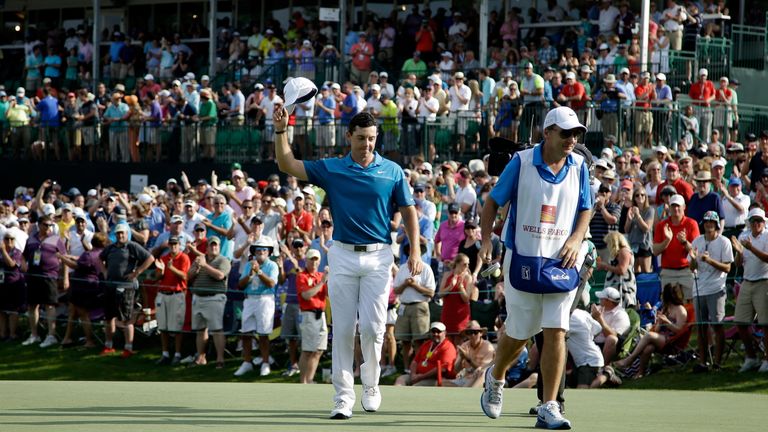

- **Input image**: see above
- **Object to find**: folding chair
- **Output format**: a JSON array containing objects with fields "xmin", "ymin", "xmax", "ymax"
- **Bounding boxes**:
[
  {"xmin": 618, "ymin": 308, "xmax": 641, "ymax": 359},
  {"xmin": 657, "ymin": 303, "xmax": 697, "ymax": 368},
  {"xmin": 636, "ymin": 272, "xmax": 662, "ymax": 328}
]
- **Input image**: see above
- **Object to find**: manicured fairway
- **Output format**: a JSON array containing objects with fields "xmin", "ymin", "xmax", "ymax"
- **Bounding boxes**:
[{"xmin": 0, "ymin": 381, "xmax": 765, "ymax": 431}]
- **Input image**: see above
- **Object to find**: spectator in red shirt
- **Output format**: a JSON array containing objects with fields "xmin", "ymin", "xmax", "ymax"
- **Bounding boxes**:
[
  {"xmin": 688, "ymin": 68, "xmax": 716, "ymax": 146},
  {"xmin": 652, "ymin": 194, "xmax": 700, "ymax": 301},
  {"xmin": 633, "ymin": 72, "xmax": 656, "ymax": 148},
  {"xmin": 394, "ymin": 321, "xmax": 457, "ymax": 386},
  {"xmin": 154, "ymin": 236, "xmax": 191, "ymax": 365},
  {"xmin": 350, "ymin": 33, "xmax": 374, "ymax": 85},
  {"xmin": 283, "ymin": 195, "xmax": 313, "ymax": 241},
  {"xmin": 655, "ymin": 163, "xmax": 693, "ymax": 205},
  {"xmin": 296, "ymin": 248, "xmax": 329, "ymax": 384},
  {"xmin": 557, "ymin": 72, "xmax": 586, "ymax": 111}
]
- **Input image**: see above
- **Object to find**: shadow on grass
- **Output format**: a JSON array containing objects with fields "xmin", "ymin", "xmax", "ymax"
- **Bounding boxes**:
[{"xmin": 0, "ymin": 406, "xmax": 529, "ymax": 429}]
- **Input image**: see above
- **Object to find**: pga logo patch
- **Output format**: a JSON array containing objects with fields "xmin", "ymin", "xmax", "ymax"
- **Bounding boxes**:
[{"xmin": 521, "ymin": 266, "xmax": 531, "ymax": 280}]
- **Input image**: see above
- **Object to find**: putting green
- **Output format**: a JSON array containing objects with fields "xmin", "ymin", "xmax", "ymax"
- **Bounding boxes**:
[{"xmin": 0, "ymin": 381, "xmax": 764, "ymax": 431}]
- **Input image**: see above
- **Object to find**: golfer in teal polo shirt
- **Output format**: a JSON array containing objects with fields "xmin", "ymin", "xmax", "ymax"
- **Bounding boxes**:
[{"xmin": 275, "ymin": 78, "xmax": 423, "ymax": 420}]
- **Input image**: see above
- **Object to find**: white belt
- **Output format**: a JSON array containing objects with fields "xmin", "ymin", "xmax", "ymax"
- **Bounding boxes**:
[{"xmin": 334, "ymin": 241, "xmax": 388, "ymax": 253}]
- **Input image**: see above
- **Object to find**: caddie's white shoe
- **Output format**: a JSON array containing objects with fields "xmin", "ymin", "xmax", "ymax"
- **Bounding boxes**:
[{"xmin": 480, "ymin": 365, "xmax": 504, "ymax": 419}]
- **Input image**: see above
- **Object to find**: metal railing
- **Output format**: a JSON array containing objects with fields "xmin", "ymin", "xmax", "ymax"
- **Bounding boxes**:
[{"xmin": 732, "ymin": 24, "xmax": 767, "ymax": 70}]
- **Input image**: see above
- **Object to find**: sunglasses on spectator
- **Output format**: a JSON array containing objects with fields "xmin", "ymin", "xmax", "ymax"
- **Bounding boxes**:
[
  {"xmin": 557, "ymin": 128, "xmax": 582, "ymax": 139},
  {"xmin": 242, "ymin": 206, "xmax": 253, "ymax": 209},
  {"xmin": 633, "ymin": 193, "xmax": 646, "ymax": 197},
  {"xmin": 465, "ymin": 330, "xmax": 482, "ymax": 335}
]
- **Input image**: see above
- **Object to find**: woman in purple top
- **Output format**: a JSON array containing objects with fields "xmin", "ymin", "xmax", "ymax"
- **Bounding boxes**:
[
  {"xmin": 0, "ymin": 232, "xmax": 26, "ymax": 341},
  {"xmin": 59, "ymin": 233, "xmax": 107, "ymax": 348}
]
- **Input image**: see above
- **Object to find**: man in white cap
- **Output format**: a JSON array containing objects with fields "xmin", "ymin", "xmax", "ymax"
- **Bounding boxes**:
[
  {"xmin": 479, "ymin": 106, "xmax": 591, "ymax": 429},
  {"xmin": 520, "ymin": 62, "xmax": 546, "ymax": 141},
  {"xmin": 275, "ymin": 101, "xmax": 423, "ymax": 418},
  {"xmin": 653, "ymin": 194, "xmax": 699, "ymax": 301},
  {"xmin": 449, "ymin": 71, "xmax": 472, "ymax": 154},
  {"xmin": 689, "ymin": 68, "xmax": 716, "ymax": 144},
  {"xmin": 590, "ymin": 287, "xmax": 630, "ymax": 366},
  {"xmin": 689, "ymin": 211, "xmax": 733, "ymax": 373},
  {"xmin": 731, "ymin": 208, "xmax": 768, "ymax": 373}
]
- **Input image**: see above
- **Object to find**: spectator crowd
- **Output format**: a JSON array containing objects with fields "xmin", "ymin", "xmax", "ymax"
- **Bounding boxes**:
[
  {"xmin": 1, "ymin": 0, "xmax": 749, "ymax": 163},
  {"xmin": 0, "ymin": 0, "xmax": 766, "ymax": 387}
]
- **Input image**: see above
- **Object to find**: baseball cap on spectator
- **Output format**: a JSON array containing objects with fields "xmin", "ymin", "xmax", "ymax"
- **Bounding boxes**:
[
  {"xmin": 302, "ymin": 186, "xmax": 316, "ymax": 197},
  {"xmin": 523, "ymin": 62, "xmax": 533, "ymax": 69},
  {"xmin": 678, "ymin": 155, "xmax": 692, "ymax": 164},
  {"xmin": 596, "ymin": 287, "xmax": 621, "ymax": 303},
  {"xmin": 138, "ymin": 193, "xmax": 153, "ymax": 205},
  {"xmin": 43, "ymin": 77, "xmax": 52, "ymax": 84},
  {"xmin": 172, "ymin": 80, "xmax": 182, "ymax": 87},
  {"xmin": 197, "ymin": 178, "xmax": 209, "ymax": 186},
  {"xmin": 653, "ymin": 145, "xmax": 668, "ymax": 154},
  {"xmin": 331, "ymin": 83, "xmax": 341, "ymax": 91},
  {"xmin": 728, "ymin": 143, "xmax": 744, "ymax": 152},
  {"xmin": 167, "ymin": 178, "xmax": 177, "ymax": 185},
  {"xmin": 630, "ymin": 155, "xmax": 641, "ymax": 163},
  {"xmin": 413, "ymin": 183, "xmax": 426, "ymax": 192},
  {"xmin": 115, "ymin": 224, "xmax": 129, "ymax": 234},
  {"xmin": 660, "ymin": 185, "xmax": 677, "ymax": 196},
  {"xmin": 42, "ymin": 203, "xmax": 55, "ymax": 216},
  {"xmin": 580, "ymin": 65, "xmax": 592, "ymax": 73},
  {"xmin": 16, "ymin": 206, "xmax": 29, "ymax": 215},
  {"xmin": 184, "ymin": 200, "xmax": 196, "ymax": 208},
  {"xmin": 266, "ymin": 29, "xmax": 274, "ymax": 35},
  {"xmin": 602, "ymin": 170, "xmax": 616, "ymax": 180},
  {"xmin": 565, "ymin": 72, "xmax": 576, "ymax": 80},
  {"xmin": 604, "ymin": 74, "xmax": 617, "ymax": 83},
  {"xmin": 599, "ymin": 43, "xmax": 609, "ymax": 51},
  {"xmin": 441, "ymin": 51, "xmax": 453, "ymax": 58},
  {"xmin": 201, "ymin": 75, "xmax": 210, "ymax": 82},
  {"xmin": 208, "ymin": 236, "xmax": 221, "ymax": 245},
  {"xmin": 185, "ymin": 72, "xmax": 195, "ymax": 81},
  {"xmin": 620, "ymin": 179, "xmax": 633, "ymax": 190},
  {"xmin": 144, "ymin": 74, "xmax": 154, "ymax": 81},
  {"xmin": 447, "ymin": 203, "xmax": 460, "ymax": 213},
  {"xmin": 306, "ymin": 249, "xmax": 321, "ymax": 260},
  {"xmin": 699, "ymin": 68, "xmax": 708, "ymax": 76},
  {"xmin": 87, "ymin": 189, "xmax": 98, "ymax": 197},
  {"xmin": 158, "ymin": 90, "xmax": 171, "ymax": 98},
  {"xmin": 595, "ymin": 158, "xmax": 611, "ymax": 170},
  {"xmin": 656, "ymin": 73, "xmax": 667, "ymax": 81},
  {"xmin": 542, "ymin": 106, "xmax": 586, "ymax": 133},
  {"xmin": 168, "ymin": 236, "xmax": 180, "ymax": 244},
  {"xmin": 273, "ymin": 198, "xmax": 287, "ymax": 209},
  {"xmin": 380, "ymin": 71, "xmax": 388, "ymax": 78},
  {"xmin": 669, "ymin": 194, "xmax": 685, "ymax": 207},
  {"xmin": 619, "ymin": 67, "xmax": 630, "ymax": 75},
  {"xmin": 728, "ymin": 177, "xmax": 742, "ymax": 187},
  {"xmin": 170, "ymin": 215, "xmax": 184, "ymax": 224},
  {"xmin": 113, "ymin": 83, "xmax": 125, "ymax": 93},
  {"xmin": 232, "ymin": 169, "xmax": 245, "ymax": 179},
  {"xmin": 0, "ymin": 91, "xmax": 6, "ymax": 97},
  {"xmin": 748, "ymin": 208, "xmax": 767, "ymax": 221},
  {"xmin": 454, "ymin": 71, "xmax": 465, "ymax": 80},
  {"xmin": 711, "ymin": 159, "xmax": 726, "ymax": 169},
  {"xmin": 16, "ymin": 87, "xmax": 25, "ymax": 96},
  {"xmin": 421, "ymin": 162, "xmax": 433, "ymax": 173},
  {"xmin": 666, "ymin": 162, "xmax": 679, "ymax": 171},
  {"xmin": 430, "ymin": 322, "xmax": 447, "ymax": 332},
  {"xmin": 66, "ymin": 187, "xmax": 82, "ymax": 198},
  {"xmin": 73, "ymin": 208, "xmax": 87, "ymax": 221},
  {"xmin": 369, "ymin": 83, "xmax": 381, "ymax": 93}
]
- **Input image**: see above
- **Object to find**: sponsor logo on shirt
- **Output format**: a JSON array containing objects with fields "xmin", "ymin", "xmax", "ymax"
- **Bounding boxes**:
[{"xmin": 540, "ymin": 205, "xmax": 556, "ymax": 224}]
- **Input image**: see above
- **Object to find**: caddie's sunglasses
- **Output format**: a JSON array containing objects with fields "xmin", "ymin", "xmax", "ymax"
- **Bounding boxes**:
[{"xmin": 558, "ymin": 128, "xmax": 582, "ymax": 139}]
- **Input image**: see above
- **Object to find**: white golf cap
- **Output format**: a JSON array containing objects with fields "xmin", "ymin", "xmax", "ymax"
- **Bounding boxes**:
[
  {"xmin": 699, "ymin": 68, "xmax": 708, "ymax": 76},
  {"xmin": 669, "ymin": 194, "xmax": 685, "ymax": 207},
  {"xmin": 331, "ymin": 82, "xmax": 341, "ymax": 90},
  {"xmin": 283, "ymin": 77, "xmax": 318, "ymax": 115},
  {"xmin": 619, "ymin": 67, "xmax": 630, "ymax": 75},
  {"xmin": 748, "ymin": 208, "xmax": 767, "ymax": 221},
  {"xmin": 370, "ymin": 83, "xmax": 381, "ymax": 92},
  {"xmin": 144, "ymin": 74, "xmax": 154, "ymax": 81},
  {"xmin": 201, "ymin": 75, "xmax": 210, "ymax": 81},
  {"xmin": 595, "ymin": 158, "xmax": 611, "ymax": 170},
  {"xmin": 656, "ymin": 73, "xmax": 667, "ymax": 81},
  {"xmin": 565, "ymin": 72, "xmax": 576, "ymax": 80},
  {"xmin": 42, "ymin": 203, "xmax": 55, "ymax": 216},
  {"xmin": 653, "ymin": 145, "xmax": 668, "ymax": 154},
  {"xmin": 596, "ymin": 287, "xmax": 622, "ymax": 302},
  {"xmin": 430, "ymin": 321, "xmax": 447, "ymax": 332},
  {"xmin": 542, "ymin": 107, "xmax": 586, "ymax": 133}
]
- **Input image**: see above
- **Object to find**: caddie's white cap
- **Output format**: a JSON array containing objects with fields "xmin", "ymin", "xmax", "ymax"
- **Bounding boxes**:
[
  {"xmin": 543, "ymin": 106, "xmax": 586, "ymax": 133},
  {"xmin": 669, "ymin": 194, "xmax": 685, "ymax": 207},
  {"xmin": 283, "ymin": 77, "xmax": 318, "ymax": 115}
]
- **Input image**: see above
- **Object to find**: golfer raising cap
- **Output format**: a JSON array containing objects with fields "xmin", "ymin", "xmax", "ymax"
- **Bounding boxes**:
[
  {"xmin": 274, "ymin": 81, "xmax": 423, "ymax": 420},
  {"xmin": 479, "ymin": 106, "xmax": 591, "ymax": 429}
]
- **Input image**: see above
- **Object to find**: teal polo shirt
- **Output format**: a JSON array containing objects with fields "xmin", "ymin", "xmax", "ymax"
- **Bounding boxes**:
[{"xmin": 304, "ymin": 152, "xmax": 414, "ymax": 244}]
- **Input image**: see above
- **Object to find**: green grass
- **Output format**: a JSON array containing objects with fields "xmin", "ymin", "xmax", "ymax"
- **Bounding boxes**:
[
  {"xmin": 1, "ymin": 381, "xmax": 766, "ymax": 432},
  {"xmin": 1, "ymin": 333, "xmax": 767, "ymax": 394}
]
